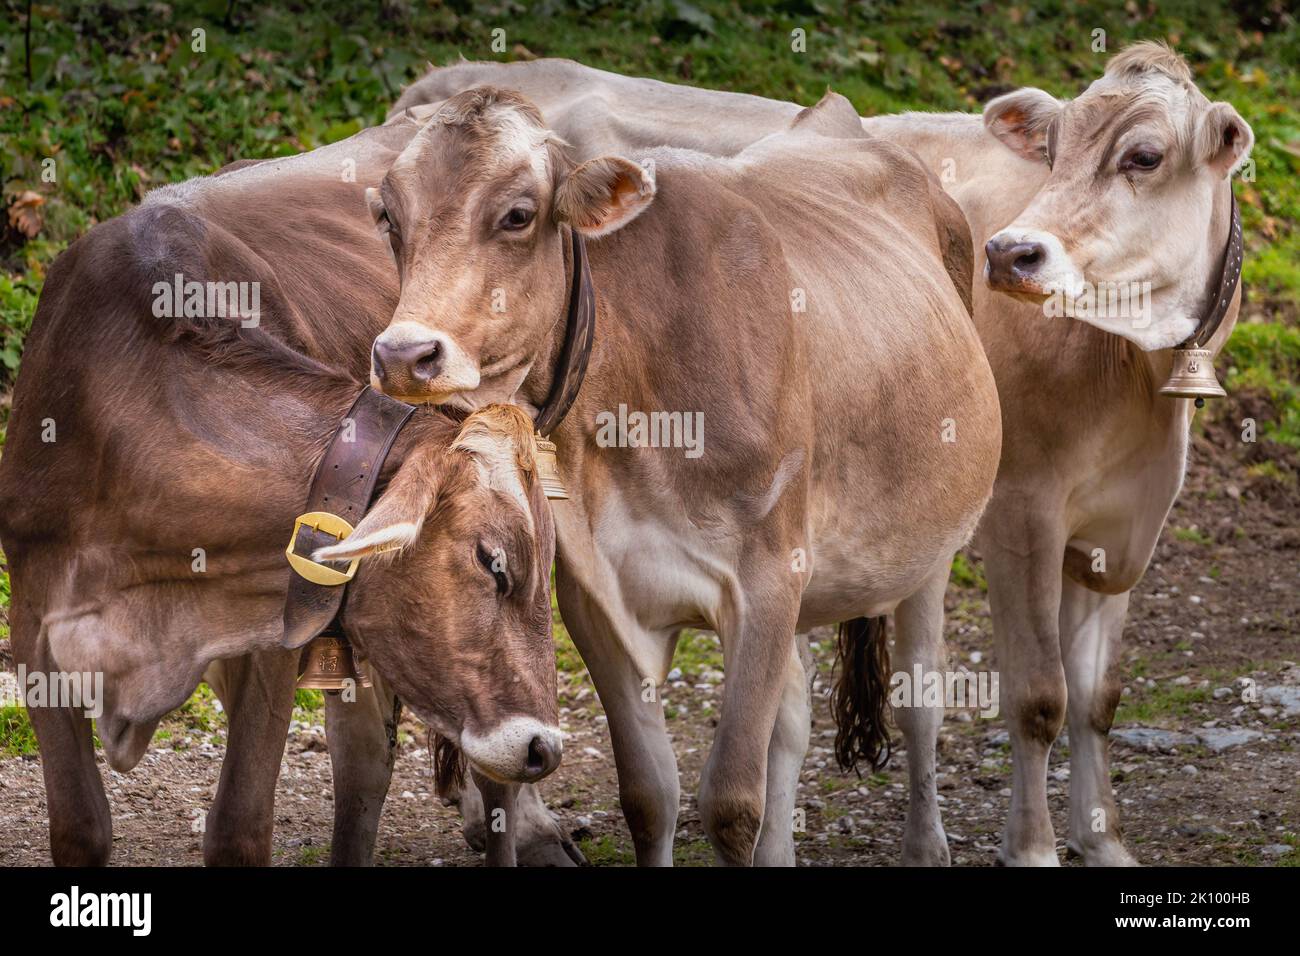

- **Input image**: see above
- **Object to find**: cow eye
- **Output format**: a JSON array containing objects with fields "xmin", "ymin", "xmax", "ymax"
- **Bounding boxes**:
[
  {"xmin": 499, "ymin": 206, "xmax": 535, "ymax": 231},
  {"xmin": 476, "ymin": 542, "xmax": 510, "ymax": 595},
  {"xmin": 1120, "ymin": 149, "xmax": 1162, "ymax": 172}
]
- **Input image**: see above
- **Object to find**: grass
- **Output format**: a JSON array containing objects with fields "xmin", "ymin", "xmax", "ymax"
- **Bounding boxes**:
[
  {"xmin": 1172, "ymin": 525, "xmax": 1214, "ymax": 546},
  {"xmin": 0, "ymin": 0, "xmax": 1296, "ymax": 400},
  {"xmin": 0, "ymin": 703, "xmax": 36, "ymax": 756},
  {"xmin": 949, "ymin": 551, "xmax": 987, "ymax": 591}
]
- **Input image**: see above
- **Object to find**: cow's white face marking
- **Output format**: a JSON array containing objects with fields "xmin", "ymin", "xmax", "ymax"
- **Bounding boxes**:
[
  {"xmin": 370, "ymin": 320, "xmax": 481, "ymax": 403},
  {"xmin": 452, "ymin": 428, "xmax": 534, "ymax": 531}
]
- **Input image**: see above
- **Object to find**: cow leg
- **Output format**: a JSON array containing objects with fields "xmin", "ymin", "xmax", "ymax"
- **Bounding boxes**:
[
  {"xmin": 752, "ymin": 639, "xmax": 811, "ymax": 866},
  {"xmin": 471, "ymin": 772, "xmax": 518, "ymax": 866},
  {"xmin": 16, "ymin": 605, "xmax": 112, "ymax": 866},
  {"xmin": 323, "ymin": 670, "xmax": 401, "ymax": 865},
  {"xmin": 981, "ymin": 512, "xmax": 1068, "ymax": 867},
  {"xmin": 557, "ymin": 569, "xmax": 680, "ymax": 866},
  {"xmin": 1060, "ymin": 578, "xmax": 1137, "ymax": 866},
  {"xmin": 202, "ymin": 649, "xmax": 297, "ymax": 866},
  {"xmin": 893, "ymin": 564, "xmax": 952, "ymax": 866},
  {"xmin": 698, "ymin": 566, "xmax": 801, "ymax": 866}
]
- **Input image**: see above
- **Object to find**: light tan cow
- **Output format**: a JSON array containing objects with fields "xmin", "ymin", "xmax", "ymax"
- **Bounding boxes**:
[
  {"xmin": 392, "ymin": 41, "xmax": 1251, "ymax": 866},
  {"xmin": 366, "ymin": 87, "xmax": 1002, "ymax": 865}
]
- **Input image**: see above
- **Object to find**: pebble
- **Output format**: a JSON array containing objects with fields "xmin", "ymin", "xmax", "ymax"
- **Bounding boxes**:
[
  {"xmin": 1261, "ymin": 686, "xmax": 1300, "ymax": 718},
  {"xmin": 1196, "ymin": 728, "xmax": 1263, "ymax": 753},
  {"xmin": 1111, "ymin": 727, "xmax": 1198, "ymax": 752}
]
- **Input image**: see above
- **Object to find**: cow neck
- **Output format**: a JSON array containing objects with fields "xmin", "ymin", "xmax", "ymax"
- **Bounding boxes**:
[{"xmin": 528, "ymin": 225, "xmax": 596, "ymax": 438}]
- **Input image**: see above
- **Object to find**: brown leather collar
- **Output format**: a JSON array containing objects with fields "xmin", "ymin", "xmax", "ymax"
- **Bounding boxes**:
[
  {"xmin": 533, "ymin": 226, "xmax": 596, "ymax": 437},
  {"xmin": 1183, "ymin": 191, "xmax": 1243, "ymax": 350},
  {"xmin": 281, "ymin": 388, "xmax": 415, "ymax": 649}
]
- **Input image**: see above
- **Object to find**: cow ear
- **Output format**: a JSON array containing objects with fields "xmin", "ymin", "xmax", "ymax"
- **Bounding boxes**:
[
  {"xmin": 452, "ymin": 404, "xmax": 537, "ymax": 517},
  {"xmin": 984, "ymin": 88, "xmax": 1063, "ymax": 163},
  {"xmin": 1198, "ymin": 101, "xmax": 1254, "ymax": 179},
  {"xmin": 311, "ymin": 443, "xmax": 443, "ymax": 563},
  {"xmin": 555, "ymin": 156, "xmax": 655, "ymax": 237}
]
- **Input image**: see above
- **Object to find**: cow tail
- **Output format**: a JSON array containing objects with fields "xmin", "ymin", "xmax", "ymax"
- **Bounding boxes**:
[
  {"xmin": 831, "ymin": 616, "xmax": 894, "ymax": 773},
  {"xmin": 430, "ymin": 733, "xmax": 466, "ymax": 800}
]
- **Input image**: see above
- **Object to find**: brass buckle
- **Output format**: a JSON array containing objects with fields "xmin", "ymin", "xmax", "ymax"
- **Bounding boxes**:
[{"xmin": 285, "ymin": 511, "xmax": 358, "ymax": 586}]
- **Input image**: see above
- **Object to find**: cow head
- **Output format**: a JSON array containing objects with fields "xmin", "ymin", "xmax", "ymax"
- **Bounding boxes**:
[
  {"xmin": 367, "ymin": 87, "xmax": 654, "ymax": 407},
  {"xmin": 982, "ymin": 41, "xmax": 1252, "ymax": 350},
  {"xmin": 312, "ymin": 404, "xmax": 562, "ymax": 784}
]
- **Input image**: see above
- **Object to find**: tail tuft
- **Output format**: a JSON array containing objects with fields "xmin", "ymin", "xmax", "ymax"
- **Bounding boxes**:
[
  {"xmin": 831, "ymin": 616, "xmax": 893, "ymax": 773},
  {"xmin": 431, "ymin": 734, "xmax": 466, "ymax": 799}
]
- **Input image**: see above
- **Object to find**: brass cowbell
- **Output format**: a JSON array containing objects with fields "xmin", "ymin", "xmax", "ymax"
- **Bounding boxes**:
[
  {"xmin": 1159, "ymin": 347, "xmax": 1227, "ymax": 405},
  {"xmin": 534, "ymin": 436, "xmax": 568, "ymax": 500},
  {"xmin": 297, "ymin": 634, "xmax": 371, "ymax": 690}
]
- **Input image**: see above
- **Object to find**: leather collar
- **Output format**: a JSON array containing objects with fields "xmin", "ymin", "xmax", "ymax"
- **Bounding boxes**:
[
  {"xmin": 1182, "ymin": 191, "xmax": 1242, "ymax": 349},
  {"xmin": 533, "ymin": 226, "xmax": 596, "ymax": 437},
  {"xmin": 281, "ymin": 388, "xmax": 415, "ymax": 649}
]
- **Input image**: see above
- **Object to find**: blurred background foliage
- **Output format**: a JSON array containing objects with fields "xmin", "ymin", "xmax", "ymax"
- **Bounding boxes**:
[{"xmin": 1, "ymin": 0, "xmax": 1296, "ymax": 445}]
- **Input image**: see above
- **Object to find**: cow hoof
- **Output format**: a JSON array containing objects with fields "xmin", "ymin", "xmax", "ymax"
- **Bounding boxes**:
[
  {"xmin": 1069, "ymin": 839, "xmax": 1140, "ymax": 867},
  {"xmin": 901, "ymin": 825, "xmax": 951, "ymax": 867},
  {"xmin": 996, "ymin": 846, "xmax": 1061, "ymax": 867}
]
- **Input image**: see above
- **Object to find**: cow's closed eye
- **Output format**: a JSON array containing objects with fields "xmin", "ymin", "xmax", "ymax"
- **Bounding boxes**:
[{"xmin": 476, "ymin": 541, "xmax": 511, "ymax": 595}]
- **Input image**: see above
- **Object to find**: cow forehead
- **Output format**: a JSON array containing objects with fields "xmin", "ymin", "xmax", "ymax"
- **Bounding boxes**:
[
  {"xmin": 1068, "ymin": 72, "xmax": 1199, "ymax": 146},
  {"xmin": 390, "ymin": 103, "xmax": 554, "ymax": 187}
]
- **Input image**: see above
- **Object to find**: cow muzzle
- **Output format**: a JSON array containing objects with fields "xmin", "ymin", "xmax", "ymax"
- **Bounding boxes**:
[
  {"xmin": 984, "ymin": 227, "xmax": 1084, "ymax": 300},
  {"xmin": 461, "ymin": 717, "xmax": 563, "ymax": 784},
  {"xmin": 370, "ymin": 321, "xmax": 480, "ymax": 403}
]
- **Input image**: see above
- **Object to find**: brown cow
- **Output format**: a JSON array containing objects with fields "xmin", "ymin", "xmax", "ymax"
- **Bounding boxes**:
[
  {"xmin": 366, "ymin": 87, "xmax": 1002, "ymax": 865},
  {"xmin": 0, "ymin": 126, "xmax": 563, "ymax": 866}
]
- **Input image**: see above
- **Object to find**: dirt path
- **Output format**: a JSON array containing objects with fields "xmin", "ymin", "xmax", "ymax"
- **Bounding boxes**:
[{"xmin": 1, "ymin": 418, "xmax": 1296, "ymax": 866}]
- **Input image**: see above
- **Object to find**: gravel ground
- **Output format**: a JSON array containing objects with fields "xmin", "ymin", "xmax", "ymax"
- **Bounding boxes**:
[{"xmin": 1, "ymin": 411, "xmax": 1296, "ymax": 867}]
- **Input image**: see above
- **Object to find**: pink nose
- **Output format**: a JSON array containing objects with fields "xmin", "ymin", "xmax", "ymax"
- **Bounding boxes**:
[
  {"xmin": 985, "ymin": 236, "xmax": 1046, "ymax": 289},
  {"xmin": 371, "ymin": 338, "xmax": 443, "ymax": 391}
]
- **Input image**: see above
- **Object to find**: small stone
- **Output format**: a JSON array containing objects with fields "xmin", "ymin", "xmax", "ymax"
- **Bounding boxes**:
[
  {"xmin": 1196, "ymin": 728, "xmax": 1263, "ymax": 753},
  {"xmin": 1213, "ymin": 687, "xmax": 1233, "ymax": 700},
  {"xmin": 1111, "ymin": 727, "xmax": 1198, "ymax": 752},
  {"xmin": 1261, "ymin": 686, "xmax": 1300, "ymax": 718},
  {"xmin": 667, "ymin": 667, "xmax": 682, "ymax": 682},
  {"xmin": 1260, "ymin": 844, "xmax": 1294, "ymax": 858},
  {"xmin": 1180, "ymin": 765, "xmax": 1199, "ymax": 776}
]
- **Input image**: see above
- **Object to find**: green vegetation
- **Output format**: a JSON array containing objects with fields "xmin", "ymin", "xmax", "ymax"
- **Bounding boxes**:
[
  {"xmin": 1, "ymin": 0, "xmax": 1297, "ymax": 397},
  {"xmin": 0, "ymin": 703, "xmax": 36, "ymax": 756},
  {"xmin": 1172, "ymin": 525, "xmax": 1214, "ymax": 545},
  {"xmin": 949, "ymin": 551, "xmax": 987, "ymax": 591}
]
